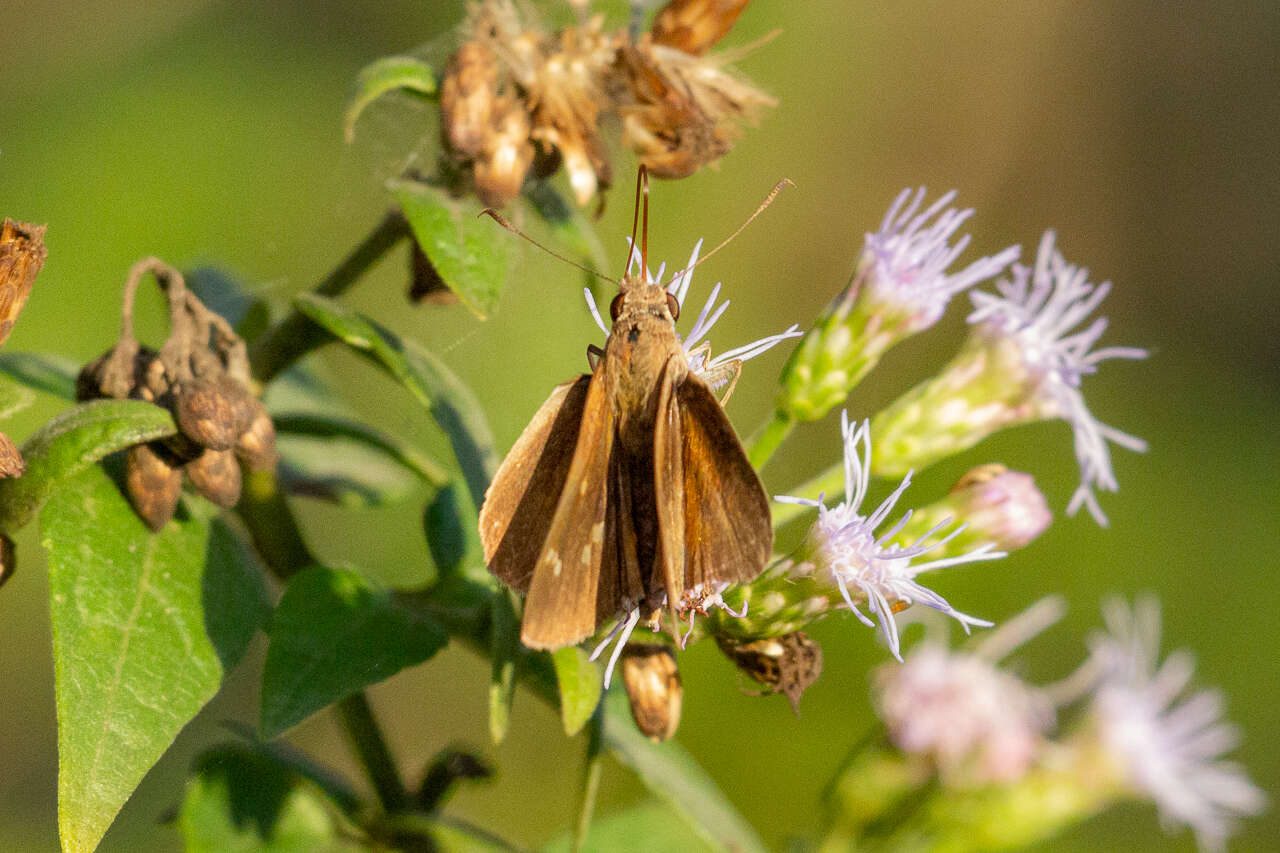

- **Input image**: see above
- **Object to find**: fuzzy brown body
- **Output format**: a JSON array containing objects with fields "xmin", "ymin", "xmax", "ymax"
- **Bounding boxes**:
[{"xmin": 479, "ymin": 274, "xmax": 772, "ymax": 649}]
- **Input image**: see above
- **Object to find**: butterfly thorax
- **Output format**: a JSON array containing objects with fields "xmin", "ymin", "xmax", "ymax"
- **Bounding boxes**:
[{"xmin": 605, "ymin": 279, "xmax": 686, "ymax": 455}]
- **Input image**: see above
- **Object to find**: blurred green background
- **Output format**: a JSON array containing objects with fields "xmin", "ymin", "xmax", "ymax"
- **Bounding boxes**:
[{"xmin": 1, "ymin": 1, "xmax": 1276, "ymax": 850}]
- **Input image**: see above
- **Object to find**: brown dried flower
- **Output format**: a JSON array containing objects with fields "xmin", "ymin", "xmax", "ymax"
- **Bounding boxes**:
[{"xmin": 620, "ymin": 644, "xmax": 683, "ymax": 741}]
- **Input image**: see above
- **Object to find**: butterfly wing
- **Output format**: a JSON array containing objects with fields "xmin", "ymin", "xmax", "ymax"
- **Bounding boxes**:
[
  {"xmin": 480, "ymin": 374, "xmax": 591, "ymax": 592},
  {"xmin": 653, "ymin": 357, "xmax": 687, "ymax": 615},
  {"xmin": 521, "ymin": 364, "xmax": 616, "ymax": 649},
  {"xmin": 677, "ymin": 375, "xmax": 772, "ymax": 590}
]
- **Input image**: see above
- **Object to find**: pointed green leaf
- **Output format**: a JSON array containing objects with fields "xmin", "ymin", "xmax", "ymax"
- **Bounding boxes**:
[
  {"xmin": 603, "ymin": 691, "xmax": 767, "ymax": 853},
  {"xmin": 0, "ymin": 351, "xmax": 78, "ymax": 400},
  {"xmin": 45, "ymin": 466, "xmax": 269, "ymax": 853},
  {"xmin": 277, "ymin": 412, "xmax": 449, "ymax": 486},
  {"xmin": 178, "ymin": 744, "xmax": 363, "ymax": 853},
  {"xmin": 488, "ymin": 589, "xmax": 520, "ymax": 744},
  {"xmin": 552, "ymin": 646, "xmax": 603, "ymax": 737},
  {"xmin": 344, "ymin": 56, "xmax": 437, "ymax": 143},
  {"xmin": 293, "ymin": 294, "xmax": 497, "ymax": 508},
  {"xmin": 260, "ymin": 566, "xmax": 449, "ymax": 739},
  {"xmin": 0, "ymin": 399, "xmax": 177, "ymax": 531},
  {"xmin": 392, "ymin": 179, "xmax": 514, "ymax": 318},
  {"xmin": 424, "ymin": 481, "xmax": 485, "ymax": 583}
]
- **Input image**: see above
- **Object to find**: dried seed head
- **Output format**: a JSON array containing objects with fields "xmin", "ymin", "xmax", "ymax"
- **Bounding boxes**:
[
  {"xmin": 234, "ymin": 399, "xmax": 278, "ymax": 472},
  {"xmin": 718, "ymin": 631, "xmax": 822, "ymax": 712},
  {"xmin": 0, "ymin": 533, "xmax": 14, "ymax": 589},
  {"xmin": 126, "ymin": 442, "xmax": 183, "ymax": 531},
  {"xmin": 473, "ymin": 96, "xmax": 535, "ymax": 206},
  {"xmin": 0, "ymin": 219, "xmax": 47, "ymax": 347},
  {"xmin": 616, "ymin": 38, "xmax": 774, "ymax": 179},
  {"xmin": 174, "ymin": 374, "xmax": 256, "ymax": 451},
  {"xmin": 620, "ymin": 644, "xmax": 683, "ymax": 742},
  {"xmin": 651, "ymin": 0, "xmax": 750, "ymax": 56},
  {"xmin": 185, "ymin": 448, "xmax": 243, "ymax": 508},
  {"xmin": 441, "ymin": 40, "xmax": 501, "ymax": 158},
  {"xmin": 0, "ymin": 431, "xmax": 24, "ymax": 479}
]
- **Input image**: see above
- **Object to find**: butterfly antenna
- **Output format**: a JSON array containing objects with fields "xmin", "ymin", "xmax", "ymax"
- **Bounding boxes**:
[
  {"xmin": 479, "ymin": 208, "xmax": 617, "ymax": 285},
  {"xmin": 626, "ymin": 166, "xmax": 651, "ymax": 279},
  {"xmin": 669, "ymin": 178, "xmax": 794, "ymax": 282}
]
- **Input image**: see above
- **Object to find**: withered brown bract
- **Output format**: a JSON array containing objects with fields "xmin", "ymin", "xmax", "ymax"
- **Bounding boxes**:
[{"xmin": 479, "ymin": 172, "xmax": 772, "ymax": 649}]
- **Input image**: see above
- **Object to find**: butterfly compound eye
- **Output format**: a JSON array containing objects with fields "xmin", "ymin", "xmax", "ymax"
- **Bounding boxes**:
[
  {"xmin": 609, "ymin": 292, "xmax": 624, "ymax": 322},
  {"xmin": 665, "ymin": 291, "xmax": 680, "ymax": 321}
]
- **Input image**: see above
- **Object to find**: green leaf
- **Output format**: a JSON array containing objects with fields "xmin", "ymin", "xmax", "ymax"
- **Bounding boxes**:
[
  {"xmin": 45, "ymin": 466, "xmax": 269, "ymax": 853},
  {"xmin": 542, "ymin": 801, "xmax": 719, "ymax": 853},
  {"xmin": 521, "ymin": 180, "xmax": 610, "ymax": 275},
  {"xmin": 0, "ymin": 351, "xmax": 79, "ymax": 400},
  {"xmin": 344, "ymin": 56, "xmax": 437, "ymax": 143},
  {"xmin": 274, "ymin": 411, "xmax": 450, "ymax": 508},
  {"xmin": 178, "ymin": 744, "xmax": 363, "ymax": 853},
  {"xmin": 276, "ymin": 411, "xmax": 449, "ymax": 486},
  {"xmin": 424, "ymin": 481, "xmax": 485, "ymax": 583},
  {"xmin": 602, "ymin": 691, "xmax": 767, "ymax": 853},
  {"xmin": 293, "ymin": 294, "xmax": 498, "ymax": 508},
  {"xmin": 260, "ymin": 566, "xmax": 449, "ymax": 739},
  {"xmin": 552, "ymin": 646, "xmax": 603, "ymax": 737},
  {"xmin": 488, "ymin": 589, "xmax": 520, "ymax": 744},
  {"xmin": 0, "ymin": 399, "xmax": 177, "ymax": 531},
  {"xmin": 392, "ymin": 179, "xmax": 514, "ymax": 318}
]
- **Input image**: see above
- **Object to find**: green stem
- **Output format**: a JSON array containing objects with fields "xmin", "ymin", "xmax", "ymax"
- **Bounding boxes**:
[
  {"xmin": 337, "ymin": 692, "xmax": 409, "ymax": 814},
  {"xmin": 238, "ymin": 468, "xmax": 312, "ymax": 580},
  {"xmin": 573, "ymin": 705, "xmax": 606, "ymax": 852},
  {"xmin": 747, "ymin": 411, "xmax": 795, "ymax": 469},
  {"xmin": 249, "ymin": 210, "xmax": 409, "ymax": 383}
]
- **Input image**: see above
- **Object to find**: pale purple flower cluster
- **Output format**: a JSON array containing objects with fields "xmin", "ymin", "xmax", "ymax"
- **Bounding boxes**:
[
  {"xmin": 1084, "ymin": 597, "xmax": 1265, "ymax": 851},
  {"xmin": 777, "ymin": 412, "xmax": 1005, "ymax": 659},
  {"xmin": 968, "ymin": 231, "xmax": 1148, "ymax": 525},
  {"xmin": 863, "ymin": 188, "xmax": 1020, "ymax": 332}
]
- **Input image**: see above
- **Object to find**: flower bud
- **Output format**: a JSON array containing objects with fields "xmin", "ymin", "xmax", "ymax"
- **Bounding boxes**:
[
  {"xmin": 651, "ymin": 0, "xmax": 751, "ymax": 55},
  {"xmin": 174, "ymin": 374, "xmax": 255, "ymax": 451},
  {"xmin": 185, "ymin": 448, "xmax": 243, "ymax": 508},
  {"xmin": 233, "ymin": 399, "xmax": 278, "ymax": 472},
  {"xmin": 441, "ymin": 41, "xmax": 499, "ymax": 158},
  {"xmin": 948, "ymin": 465, "xmax": 1052, "ymax": 550},
  {"xmin": 126, "ymin": 442, "xmax": 183, "ymax": 531},
  {"xmin": 620, "ymin": 644, "xmax": 682, "ymax": 741},
  {"xmin": 717, "ymin": 631, "xmax": 822, "ymax": 712}
]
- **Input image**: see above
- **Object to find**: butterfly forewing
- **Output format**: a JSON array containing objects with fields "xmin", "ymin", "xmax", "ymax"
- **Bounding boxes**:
[
  {"xmin": 677, "ymin": 376, "xmax": 772, "ymax": 589},
  {"xmin": 480, "ymin": 375, "xmax": 592, "ymax": 592},
  {"xmin": 521, "ymin": 365, "xmax": 616, "ymax": 649}
]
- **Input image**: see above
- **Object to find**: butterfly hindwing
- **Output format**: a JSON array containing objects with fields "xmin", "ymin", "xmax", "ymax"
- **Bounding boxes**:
[{"xmin": 677, "ymin": 375, "xmax": 772, "ymax": 590}]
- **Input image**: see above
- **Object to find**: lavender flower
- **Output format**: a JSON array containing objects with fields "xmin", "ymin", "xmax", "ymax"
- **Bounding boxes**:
[
  {"xmin": 864, "ymin": 188, "xmax": 1022, "ymax": 335},
  {"xmin": 871, "ymin": 230, "xmax": 1146, "ymax": 525},
  {"xmin": 774, "ymin": 189, "xmax": 1018, "ymax": 426},
  {"xmin": 1081, "ymin": 597, "xmax": 1265, "ymax": 851},
  {"xmin": 777, "ymin": 412, "xmax": 1005, "ymax": 660},
  {"xmin": 967, "ymin": 231, "xmax": 1148, "ymax": 524},
  {"xmin": 873, "ymin": 598, "xmax": 1062, "ymax": 785}
]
